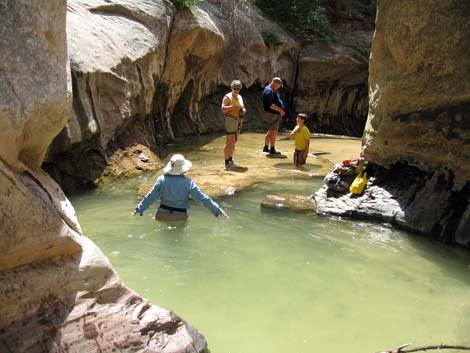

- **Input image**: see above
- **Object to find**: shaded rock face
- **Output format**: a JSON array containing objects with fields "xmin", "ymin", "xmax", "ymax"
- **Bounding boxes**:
[
  {"xmin": 44, "ymin": 0, "xmax": 174, "ymax": 193},
  {"xmin": 316, "ymin": 0, "xmax": 470, "ymax": 246},
  {"xmin": 294, "ymin": 31, "xmax": 372, "ymax": 137},
  {"xmin": 0, "ymin": 1, "xmax": 209, "ymax": 352}
]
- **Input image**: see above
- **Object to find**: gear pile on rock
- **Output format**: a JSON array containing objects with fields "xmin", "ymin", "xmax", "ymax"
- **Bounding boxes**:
[{"xmin": 323, "ymin": 158, "xmax": 369, "ymax": 195}]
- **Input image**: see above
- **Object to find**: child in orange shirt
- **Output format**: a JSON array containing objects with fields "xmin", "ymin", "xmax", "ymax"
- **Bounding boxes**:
[{"xmin": 289, "ymin": 113, "xmax": 310, "ymax": 169}]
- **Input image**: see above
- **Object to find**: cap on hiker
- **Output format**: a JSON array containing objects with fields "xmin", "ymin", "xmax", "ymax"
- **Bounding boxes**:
[
  {"xmin": 231, "ymin": 80, "xmax": 242, "ymax": 88},
  {"xmin": 164, "ymin": 154, "xmax": 192, "ymax": 175},
  {"xmin": 272, "ymin": 77, "xmax": 283, "ymax": 87}
]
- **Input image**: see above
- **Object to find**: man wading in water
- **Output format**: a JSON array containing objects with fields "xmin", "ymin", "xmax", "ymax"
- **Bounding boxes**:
[
  {"xmin": 132, "ymin": 154, "xmax": 229, "ymax": 222},
  {"xmin": 262, "ymin": 77, "xmax": 285, "ymax": 156}
]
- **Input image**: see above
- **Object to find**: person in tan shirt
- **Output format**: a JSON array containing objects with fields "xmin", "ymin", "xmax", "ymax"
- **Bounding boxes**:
[{"xmin": 221, "ymin": 80, "xmax": 246, "ymax": 170}]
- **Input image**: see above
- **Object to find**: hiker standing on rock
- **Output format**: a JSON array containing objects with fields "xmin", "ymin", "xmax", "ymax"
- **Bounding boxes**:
[
  {"xmin": 132, "ymin": 154, "xmax": 229, "ymax": 222},
  {"xmin": 221, "ymin": 80, "xmax": 246, "ymax": 170},
  {"xmin": 262, "ymin": 77, "xmax": 285, "ymax": 155}
]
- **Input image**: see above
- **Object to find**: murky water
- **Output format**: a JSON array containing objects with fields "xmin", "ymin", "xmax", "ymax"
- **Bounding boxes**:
[{"xmin": 72, "ymin": 176, "xmax": 470, "ymax": 353}]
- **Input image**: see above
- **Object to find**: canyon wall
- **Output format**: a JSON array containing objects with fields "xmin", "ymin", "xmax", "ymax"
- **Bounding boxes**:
[
  {"xmin": 295, "ymin": 30, "xmax": 371, "ymax": 137},
  {"xmin": 0, "ymin": 1, "xmax": 209, "ymax": 352},
  {"xmin": 44, "ymin": 0, "xmax": 175, "ymax": 192},
  {"xmin": 363, "ymin": 1, "xmax": 470, "ymax": 188},
  {"xmin": 316, "ymin": 0, "xmax": 470, "ymax": 246}
]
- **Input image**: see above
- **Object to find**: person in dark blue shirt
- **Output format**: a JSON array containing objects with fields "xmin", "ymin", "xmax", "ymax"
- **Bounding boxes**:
[{"xmin": 262, "ymin": 77, "xmax": 285, "ymax": 155}]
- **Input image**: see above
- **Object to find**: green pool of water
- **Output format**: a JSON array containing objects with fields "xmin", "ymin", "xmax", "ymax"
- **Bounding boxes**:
[{"xmin": 71, "ymin": 176, "xmax": 470, "ymax": 353}]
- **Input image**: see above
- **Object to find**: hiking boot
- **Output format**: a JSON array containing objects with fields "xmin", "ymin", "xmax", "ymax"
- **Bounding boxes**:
[
  {"xmin": 262, "ymin": 145, "xmax": 269, "ymax": 153},
  {"xmin": 225, "ymin": 159, "xmax": 240, "ymax": 170},
  {"xmin": 269, "ymin": 147, "xmax": 282, "ymax": 155}
]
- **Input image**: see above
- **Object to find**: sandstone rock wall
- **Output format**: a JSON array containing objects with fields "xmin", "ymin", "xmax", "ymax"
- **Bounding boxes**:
[
  {"xmin": 44, "ymin": 0, "xmax": 174, "ymax": 193},
  {"xmin": 363, "ymin": 0, "xmax": 470, "ymax": 244},
  {"xmin": 316, "ymin": 0, "xmax": 470, "ymax": 246},
  {"xmin": 294, "ymin": 31, "xmax": 371, "ymax": 137},
  {"xmin": 363, "ymin": 1, "xmax": 470, "ymax": 188},
  {"xmin": 154, "ymin": 0, "xmax": 299, "ymax": 142},
  {"xmin": 0, "ymin": 1, "xmax": 209, "ymax": 351},
  {"xmin": 0, "ymin": 0, "xmax": 71, "ymax": 172}
]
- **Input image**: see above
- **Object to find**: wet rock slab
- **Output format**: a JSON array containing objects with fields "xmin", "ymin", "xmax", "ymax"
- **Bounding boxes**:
[
  {"xmin": 261, "ymin": 193, "xmax": 317, "ymax": 212},
  {"xmin": 314, "ymin": 163, "xmax": 470, "ymax": 246},
  {"xmin": 314, "ymin": 183, "xmax": 405, "ymax": 223}
]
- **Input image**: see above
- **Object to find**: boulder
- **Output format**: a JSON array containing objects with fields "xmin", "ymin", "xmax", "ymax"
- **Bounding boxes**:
[{"xmin": 94, "ymin": 144, "xmax": 163, "ymax": 186}]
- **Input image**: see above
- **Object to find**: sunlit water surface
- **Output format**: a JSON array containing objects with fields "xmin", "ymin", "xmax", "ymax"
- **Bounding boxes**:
[{"xmin": 71, "ymin": 177, "xmax": 470, "ymax": 353}]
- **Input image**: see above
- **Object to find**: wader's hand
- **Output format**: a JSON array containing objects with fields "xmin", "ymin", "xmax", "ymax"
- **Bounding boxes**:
[
  {"xmin": 131, "ymin": 210, "xmax": 138, "ymax": 216},
  {"xmin": 219, "ymin": 209, "xmax": 229, "ymax": 219}
]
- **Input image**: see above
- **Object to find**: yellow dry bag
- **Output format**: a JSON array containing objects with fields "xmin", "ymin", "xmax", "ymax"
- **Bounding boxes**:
[{"xmin": 349, "ymin": 172, "xmax": 367, "ymax": 195}]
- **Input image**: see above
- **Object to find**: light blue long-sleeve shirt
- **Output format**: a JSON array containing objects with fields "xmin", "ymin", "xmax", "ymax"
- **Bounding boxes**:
[{"xmin": 135, "ymin": 174, "xmax": 222, "ymax": 217}]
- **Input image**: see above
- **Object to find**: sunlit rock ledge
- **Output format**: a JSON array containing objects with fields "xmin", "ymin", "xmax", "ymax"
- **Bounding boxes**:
[{"xmin": 135, "ymin": 133, "xmax": 361, "ymax": 199}]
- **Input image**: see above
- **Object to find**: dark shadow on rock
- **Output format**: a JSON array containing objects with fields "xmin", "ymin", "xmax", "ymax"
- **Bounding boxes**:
[
  {"xmin": 265, "ymin": 153, "xmax": 288, "ymax": 159},
  {"xmin": 273, "ymin": 162, "xmax": 321, "ymax": 172},
  {"xmin": 225, "ymin": 166, "xmax": 248, "ymax": 173},
  {"xmin": 312, "ymin": 151, "xmax": 331, "ymax": 156}
]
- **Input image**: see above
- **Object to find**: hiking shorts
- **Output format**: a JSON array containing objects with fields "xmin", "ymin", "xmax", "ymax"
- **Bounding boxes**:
[
  {"xmin": 155, "ymin": 209, "xmax": 188, "ymax": 222},
  {"xmin": 294, "ymin": 149, "xmax": 307, "ymax": 166},
  {"xmin": 225, "ymin": 114, "xmax": 240, "ymax": 135},
  {"xmin": 262, "ymin": 111, "xmax": 281, "ymax": 130}
]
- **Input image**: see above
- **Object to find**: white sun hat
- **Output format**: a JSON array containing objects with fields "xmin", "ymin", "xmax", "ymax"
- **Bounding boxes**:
[{"xmin": 163, "ymin": 154, "xmax": 192, "ymax": 175}]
